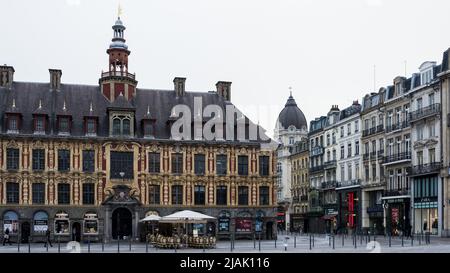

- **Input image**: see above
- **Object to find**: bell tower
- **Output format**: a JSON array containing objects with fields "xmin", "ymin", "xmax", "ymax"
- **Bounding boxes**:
[{"xmin": 99, "ymin": 14, "xmax": 137, "ymax": 102}]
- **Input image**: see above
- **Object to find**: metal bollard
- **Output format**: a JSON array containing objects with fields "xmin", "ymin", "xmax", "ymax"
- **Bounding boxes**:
[
  {"xmin": 309, "ymin": 235, "xmax": 312, "ymax": 250},
  {"xmin": 253, "ymin": 233, "xmax": 256, "ymax": 249},
  {"xmin": 146, "ymin": 239, "xmax": 149, "ymax": 253},
  {"xmin": 259, "ymin": 234, "xmax": 261, "ymax": 252},
  {"xmin": 401, "ymin": 234, "xmax": 404, "ymax": 247},
  {"xmin": 102, "ymin": 238, "xmax": 104, "ymax": 252},
  {"xmin": 342, "ymin": 234, "xmax": 344, "ymax": 247},
  {"xmin": 46, "ymin": 240, "xmax": 49, "ymax": 252},
  {"xmin": 312, "ymin": 234, "xmax": 315, "ymax": 247},
  {"xmin": 58, "ymin": 236, "xmax": 60, "ymax": 253},
  {"xmin": 129, "ymin": 237, "xmax": 132, "ymax": 251},
  {"xmin": 28, "ymin": 237, "xmax": 31, "ymax": 253},
  {"xmin": 18, "ymin": 235, "xmax": 20, "ymax": 252},
  {"xmin": 88, "ymin": 236, "xmax": 91, "ymax": 253},
  {"xmin": 388, "ymin": 233, "xmax": 391, "ymax": 247},
  {"xmin": 294, "ymin": 236, "xmax": 297, "ymax": 248},
  {"xmin": 117, "ymin": 237, "xmax": 120, "ymax": 253},
  {"xmin": 332, "ymin": 235, "xmax": 335, "ymax": 249},
  {"xmin": 275, "ymin": 237, "xmax": 277, "ymax": 248},
  {"xmin": 329, "ymin": 235, "xmax": 331, "ymax": 246},
  {"xmin": 411, "ymin": 234, "xmax": 414, "ymax": 246},
  {"xmin": 360, "ymin": 233, "xmax": 362, "ymax": 245},
  {"xmin": 354, "ymin": 234, "xmax": 357, "ymax": 249}
]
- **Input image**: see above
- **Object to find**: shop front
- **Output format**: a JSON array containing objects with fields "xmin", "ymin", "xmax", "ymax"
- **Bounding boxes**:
[
  {"xmin": 322, "ymin": 206, "xmax": 338, "ymax": 234},
  {"xmin": 337, "ymin": 187, "xmax": 362, "ymax": 234},
  {"xmin": 54, "ymin": 211, "xmax": 71, "ymax": 242},
  {"xmin": 235, "ymin": 211, "xmax": 252, "ymax": 239},
  {"xmin": 383, "ymin": 198, "xmax": 411, "ymax": 236},
  {"xmin": 289, "ymin": 213, "xmax": 305, "ymax": 233},
  {"xmin": 412, "ymin": 175, "xmax": 439, "ymax": 235},
  {"xmin": 83, "ymin": 212, "xmax": 99, "ymax": 241}
]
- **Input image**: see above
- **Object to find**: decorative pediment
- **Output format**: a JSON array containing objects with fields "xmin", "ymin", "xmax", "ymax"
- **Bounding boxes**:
[
  {"xmin": 148, "ymin": 144, "xmax": 160, "ymax": 152},
  {"xmin": 115, "ymin": 143, "xmax": 133, "ymax": 152},
  {"xmin": 82, "ymin": 142, "xmax": 95, "ymax": 150},
  {"xmin": 55, "ymin": 141, "xmax": 71, "ymax": 150},
  {"xmin": 413, "ymin": 141, "xmax": 425, "ymax": 149},
  {"xmin": 31, "ymin": 140, "xmax": 46, "ymax": 149},
  {"xmin": 6, "ymin": 140, "xmax": 19, "ymax": 148},
  {"xmin": 239, "ymin": 147, "xmax": 247, "ymax": 154},
  {"xmin": 172, "ymin": 145, "xmax": 182, "ymax": 153},
  {"xmin": 425, "ymin": 139, "xmax": 438, "ymax": 148}
]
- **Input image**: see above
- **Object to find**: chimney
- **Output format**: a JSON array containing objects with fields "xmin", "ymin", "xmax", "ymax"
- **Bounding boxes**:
[
  {"xmin": 0, "ymin": 65, "xmax": 15, "ymax": 88},
  {"xmin": 173, "ymin": 77, "xmax": 186, "ymax": 97},
  {"xmin": 49, "ymin": 69, "xmax": 62, "ymax": 91},
  {"xmin": 216, "ymin": 81, "xmax": 231, "ymax": 101}
]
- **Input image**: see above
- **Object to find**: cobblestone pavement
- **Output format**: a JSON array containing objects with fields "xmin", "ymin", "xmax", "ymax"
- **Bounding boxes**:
[{"xmin": 0, "ymin": 234, "xmax": 449, "ymax": 253}]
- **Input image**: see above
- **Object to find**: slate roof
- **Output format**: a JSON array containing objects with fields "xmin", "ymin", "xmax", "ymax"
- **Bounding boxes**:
[{"xmin": 0, "ymin": 81, "xmax": 270, "ymax": 142}]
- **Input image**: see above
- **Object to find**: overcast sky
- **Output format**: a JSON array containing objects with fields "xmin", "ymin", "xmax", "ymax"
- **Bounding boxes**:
[{"xmin": 2, "ymin": 0, "xmax": 450, "ymax": 137}]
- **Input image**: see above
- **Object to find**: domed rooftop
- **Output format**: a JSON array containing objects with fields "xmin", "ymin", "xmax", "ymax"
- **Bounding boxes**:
[{"xmin": 277, "ymin": 94, "xmax": 307, "ymax": 130}]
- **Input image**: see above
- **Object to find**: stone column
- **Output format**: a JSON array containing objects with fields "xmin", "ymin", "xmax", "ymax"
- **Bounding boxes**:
[
  {"xmin": 134, "ymin": 210, "xmax": 139, "ymax": 241},
  {"xmin": 105, "ymin": 207, "xmax": 111, "ymax": 242}
]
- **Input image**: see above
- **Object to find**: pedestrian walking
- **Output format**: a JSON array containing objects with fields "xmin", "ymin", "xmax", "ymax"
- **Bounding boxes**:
[
  {"xmin": 2, "ymin": 228, "xmax": 12, "ymax": 246},
  {"xmin": 44, "ymin": 229, "xmax": 53, "ymax": 247}
]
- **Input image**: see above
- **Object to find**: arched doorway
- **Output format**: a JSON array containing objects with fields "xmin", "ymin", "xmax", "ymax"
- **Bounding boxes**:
[
  {"xmin": 21, "ymin": 222, "xmax": 31, "ymax": 243},
  {"xmin": 112, "ymin": 208, "xmax": 132, "ymax": 240},
  {"xmin": 72, "ymin": 222, "xmax": 81, "ymax": 242}
]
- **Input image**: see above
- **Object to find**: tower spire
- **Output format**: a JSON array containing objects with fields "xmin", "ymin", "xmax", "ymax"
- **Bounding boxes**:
[{"xmin": 118, "ymin": 3, "xmax": 123, "ymax": 19}]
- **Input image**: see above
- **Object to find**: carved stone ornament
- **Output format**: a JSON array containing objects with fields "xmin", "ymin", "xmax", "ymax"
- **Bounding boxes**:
[{"xmin": 6, "ymin": 140, "xmax": 19, "ymax": 148}]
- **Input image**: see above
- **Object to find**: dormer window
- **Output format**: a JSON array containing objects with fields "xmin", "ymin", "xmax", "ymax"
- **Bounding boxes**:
[
  {"xmin": 110, "ymin": 113, "xmax": 134, "ymax": 137},
  {"xmin": 85, "ymin": 118, "xmax": 97, "ymax": 136},
  {"xmin": 6, "ymin": 114, "xmax": 20, "ymax": 134},
  {"xmin": 33, "ymin": 115, "xmax": 46, "ymax": 134},
  {"xmin": 421, "ymin": 69, "xmax": 433, "ymax": 85},
  {"xmin": 142, "ymin": 120, "xmax": 156, "ymax": 138},
  {"xmin": 57, "ymin": 116, "xmax": 71, "ymax": 135}
]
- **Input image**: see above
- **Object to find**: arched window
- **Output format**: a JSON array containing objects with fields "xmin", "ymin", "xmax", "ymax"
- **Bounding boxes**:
[
  {"xmin": 113, "ymin": 118, "xmax": 121, "ymax": 136},
  {"xmin": 122, "ymin": 118, "xmax": 130, "ymax": 136},
  {"xmin": 33, "ymin": 211, "xmax": 48, "ymax": 233},
  {"xmin": 3, "ymin": 211, "xmax": 19, "ymax": 234}
]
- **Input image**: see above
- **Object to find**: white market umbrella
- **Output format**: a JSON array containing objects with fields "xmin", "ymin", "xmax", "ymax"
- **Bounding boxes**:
[
  {"xmin": 160, "ymin": 210, "xmax": 215, "ymax": 223},
  {"xmin": 139, "ymin": 215, "xmax": 162, "ymax": 222}
]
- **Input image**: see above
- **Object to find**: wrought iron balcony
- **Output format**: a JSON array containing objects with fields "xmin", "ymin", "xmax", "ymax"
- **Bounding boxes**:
[
  {"xmin": 383, "ymin": 152, "xmax": 411, "ymax": 164},
  {"xmin": 362, "ymin": 125, "xmax": 384, "ymax": 137},
  {"xmin": 321, "ymin": 181, "xmax": 337, "ymax": 190},
  {"xmin": 385, "ymin": 121, "xmax": 410, "ymax": 133},
  {"xmin": 323, "ymin": 160, "xmax": 337, "ymax": 169},
  {"xmin": 310, "ymin": 145, "xmax": 324, "ymax": 156},
  {"xmin": 410, "ymin": 162, "xmax": 442, "ymax": 176},
  {"xmin": 409, "ymin": 103, "xmax": 441, "ymax": 123},
  {"xmin": 309, "ymin": 165, "xmax": 324, "ymax": 173},
  {"xmin": 336, "ymin": 179, "xmax": 361, "ymax": 189},
  {"xmin": 377, "ymin": 150, "xmax": 384, "ymax": 159}
]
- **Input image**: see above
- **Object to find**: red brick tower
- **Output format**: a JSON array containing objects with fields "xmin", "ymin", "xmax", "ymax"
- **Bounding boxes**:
[{"xmin": 99, "ymin": 16, "xmax": 137, "ymax": 101}]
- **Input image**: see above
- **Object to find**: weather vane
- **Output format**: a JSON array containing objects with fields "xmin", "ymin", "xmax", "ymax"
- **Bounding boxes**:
[
  {"xmin": 118, "ymin": 3, "xmax": 123, "ymax": 18},
  {"xmin": 289, "ymin": 86, "xmax": 292, "ymax": 96}
]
